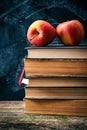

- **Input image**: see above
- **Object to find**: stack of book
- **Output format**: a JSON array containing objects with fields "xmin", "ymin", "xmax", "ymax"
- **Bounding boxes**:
[{"xmin": 24, "ymin": 46, "xmax": 87, "ymax": 116}]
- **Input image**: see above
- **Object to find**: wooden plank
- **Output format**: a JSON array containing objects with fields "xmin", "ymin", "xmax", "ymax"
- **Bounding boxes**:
[
  {"xmin": 0, "ymin": 101, "xmax": 87, "ymax": 130},
  {"xmin": 0, "ymin": 101, "xmax": 24, "ymax": 113}
]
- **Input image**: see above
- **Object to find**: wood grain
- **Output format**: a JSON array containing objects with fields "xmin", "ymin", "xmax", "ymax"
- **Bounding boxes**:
[{"xmin": 0, "ymin": 101, "xmax": 87, "ymax": 130}]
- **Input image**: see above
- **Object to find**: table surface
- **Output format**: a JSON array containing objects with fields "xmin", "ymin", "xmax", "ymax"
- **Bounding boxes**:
[{"xmin": 0, "ymin": 101, "xmax": 87, "ymax": 130}]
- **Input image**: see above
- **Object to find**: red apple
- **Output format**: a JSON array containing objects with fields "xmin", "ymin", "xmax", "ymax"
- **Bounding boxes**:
[
  {"xmin": 27, "ymin": 20, "xmax": 56, "ymax": 46},
  {"xmin": 56, "ymin": 20, "xmax": 85, "ymax": 46}
]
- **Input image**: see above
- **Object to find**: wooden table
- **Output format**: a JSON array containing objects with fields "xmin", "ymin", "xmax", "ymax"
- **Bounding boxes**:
[{"xmin": 0, "ymin": 101, "xmax": 87, "ymax": 130}]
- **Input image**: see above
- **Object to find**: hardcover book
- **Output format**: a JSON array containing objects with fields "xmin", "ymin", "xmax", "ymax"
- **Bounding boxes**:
[
  {"xmin": 25, "ymin": 99, "xmax": 87, "ymax": 116},
  {"xmin": 25, "ymin": 46, "xmax": 87, "ymax": 59},
  {"xmin": 24, "ymin": 59, "xmax": 87, "ymax": 77}
]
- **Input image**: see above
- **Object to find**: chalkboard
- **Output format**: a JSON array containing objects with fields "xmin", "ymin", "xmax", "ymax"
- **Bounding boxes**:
[{"xmin": 0, "ymin": 0, "xmax": 87, "ymax": 100}]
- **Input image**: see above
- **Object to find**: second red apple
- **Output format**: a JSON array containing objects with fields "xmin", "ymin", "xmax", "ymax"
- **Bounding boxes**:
[{"xmin": 56, "ymin": 20, "xmax": 84, "ymax": 46}]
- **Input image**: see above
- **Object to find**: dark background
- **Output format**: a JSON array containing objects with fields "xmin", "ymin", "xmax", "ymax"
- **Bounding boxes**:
[{"xmin": 0, "ymin": 0, "xmax": 87, "ymax": 100}]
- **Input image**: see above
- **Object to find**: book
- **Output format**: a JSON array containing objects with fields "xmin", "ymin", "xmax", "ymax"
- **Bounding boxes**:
[
  {"xmin": 24, "ymin": 99, "xmax": 87, "ymax": 116},
  {"xmin": 27, "ymin": 76, "xmax": 87, "ymax": 87},
  {"xmin": 25, "ymin": 87, "xmax": 87, "ymax": 99},
  {"xmin": 26, "ymin": 46, "xmax": 87, "ymax": 59},
  {"xmin": 24, "ymin": 59, "xmax": 87, "ymax": 77}
]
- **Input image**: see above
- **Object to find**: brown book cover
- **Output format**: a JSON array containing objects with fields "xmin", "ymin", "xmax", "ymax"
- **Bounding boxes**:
[
  {"xmin": 24, "ymin": 99, "xmax": 87, "ymax": 116},
  {"xmin": 25, "ymin": 87, "xmax": 87, "ymax": 99},
  {"xmin": 24, "ymin": 59, "xmax": 87, "ymax": 77}
]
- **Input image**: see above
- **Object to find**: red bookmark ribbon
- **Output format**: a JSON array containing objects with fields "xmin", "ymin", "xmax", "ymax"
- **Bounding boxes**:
[{"xmin": 18, "ymin": 68, "xmax": 25, "ymax": 86}]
